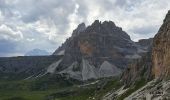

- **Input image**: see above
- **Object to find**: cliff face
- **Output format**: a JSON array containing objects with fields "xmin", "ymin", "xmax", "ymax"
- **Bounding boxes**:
[{"xmin": 152, "ymin": 10, "xmax": 170, "ymax": 79}]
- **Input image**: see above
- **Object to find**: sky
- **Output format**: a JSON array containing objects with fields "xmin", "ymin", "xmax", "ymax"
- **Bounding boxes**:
[{"xmin": 0, "ymin": 0, "xmax": 170, "ymax": 57}]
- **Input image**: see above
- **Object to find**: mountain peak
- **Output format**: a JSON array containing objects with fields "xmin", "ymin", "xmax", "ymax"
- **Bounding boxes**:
[
  {"xmin": 72, "ymin": 22, "xmax": 86, "ymax": 37},
  {"xmin": 90, "ymin": 20, "xmax": 116, "ymax": 28},
  {"xmin": 92, "ymin": 20, "xmax": 102, "ymax": 25},
  {"xmin": 84, "ymin": 20, "xmax": 131, "ymax": 40},
  {"xmin": 102, "ymin": 21, "xmax": 116, "ymax": 28},
  {"xmin": 77, "ymin": 22, "xmax": 86, "ymax": 29},
  {"xmin": 164, "ymin": 10, "xmax": 170, "ymax": 23}
]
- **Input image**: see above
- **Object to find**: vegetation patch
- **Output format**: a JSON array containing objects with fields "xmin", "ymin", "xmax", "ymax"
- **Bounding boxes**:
[{"xmin": 117, "ymin": 78, "xmax": 147, "ymax": 100}]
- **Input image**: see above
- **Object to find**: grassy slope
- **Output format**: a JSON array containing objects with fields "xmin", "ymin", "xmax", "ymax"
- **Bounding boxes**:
[
  {"xmin": 0, "ymin": 74, "xmax": 75, "ymax": 100},
  {"xmin": 53, "ymin": 78, "xmax": 122, "ymax": 100},
  {"xmin": 0, "ymin": 77, "xmax": 122, "ymax": 100}
]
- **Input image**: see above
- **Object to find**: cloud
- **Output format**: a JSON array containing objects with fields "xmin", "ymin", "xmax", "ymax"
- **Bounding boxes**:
[
  {"xmin": 0, "ymin": 0, "xmax": 170, "ymax": 56},
  {"xmin": 0, "ymin": 24, "xmax": 23, "ymax": 41},
  {"xmin": 131, "ymin": 25, "xmax": 159, "ymax": 35}
]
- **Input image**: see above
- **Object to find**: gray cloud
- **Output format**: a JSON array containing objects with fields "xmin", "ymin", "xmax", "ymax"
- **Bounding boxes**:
[
  {"xmin": 0, "ymin": 0, "xmax": 170, "ymax": 56},
  {"xmin": 19, "ymin": 0, "xmax": 74, "ymax": 23},
  {"xmin": 115, "ymin": 0, "xmax": 128, "ymax": 7},
  {"xmin": 131, "ymin": 25, "xmax": 159, "ymax": 35},
  {"xmin": 0, "ymin": 24, "xmax": 23, "ymax": 41}
]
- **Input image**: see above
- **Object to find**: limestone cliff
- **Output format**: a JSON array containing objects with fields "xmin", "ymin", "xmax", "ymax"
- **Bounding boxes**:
[{"xmin": 152, "ymin": 10, "xmax": 170, "ymax": 80}]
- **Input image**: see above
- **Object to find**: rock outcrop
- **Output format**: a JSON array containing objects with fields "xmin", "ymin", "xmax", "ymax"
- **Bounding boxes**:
[{"xmin": 152, "ymin": 10, "xmax": 170, "ymax": 80}]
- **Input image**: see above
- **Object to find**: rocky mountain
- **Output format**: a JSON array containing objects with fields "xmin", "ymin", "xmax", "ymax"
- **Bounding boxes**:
[
  {"xmin": 50, "ymin": 20, "xmax": 148, "ymax": 80},
  {"xmin": 25, "ymin": 49, "xmax": 50, "ymax": 56}
]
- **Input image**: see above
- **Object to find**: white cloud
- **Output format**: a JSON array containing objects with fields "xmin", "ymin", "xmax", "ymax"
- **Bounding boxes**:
[
  {"xmin": 73, "ymin": 0, "xmax": 170, "ymax": 41},
  {"xmin": 0, "ymin": 24, "xmax": 23, "ymax": 41}
]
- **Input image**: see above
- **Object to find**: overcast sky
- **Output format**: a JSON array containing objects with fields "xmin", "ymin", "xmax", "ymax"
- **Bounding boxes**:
[{"xmin": 0, "ymin": 0, "xmax": 170, "ymax": 57}]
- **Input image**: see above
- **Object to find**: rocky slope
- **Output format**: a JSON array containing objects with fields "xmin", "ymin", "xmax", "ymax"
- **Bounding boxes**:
[
  {"xmin": 124, "ymin": 79, "xmax": 170, "ymax": 100},
  {"xmin": 50, "ymin": 20, "xmax": 148, "ymax": 80}
]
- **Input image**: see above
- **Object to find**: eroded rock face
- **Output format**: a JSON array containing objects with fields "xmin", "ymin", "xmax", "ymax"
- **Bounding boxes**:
[
  {"xmin": 51, "ymin": 20, "xmax": 147, "ymax": 80},
  {"xmin": 152, "ymin": 10, "xmax": 170, "ymax": 79}
]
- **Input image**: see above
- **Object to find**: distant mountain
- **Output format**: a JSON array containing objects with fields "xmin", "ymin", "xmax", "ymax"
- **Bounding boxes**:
[{"xmin": 25, "ymin": 49, "xmax": 50, "ymax": 56}]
